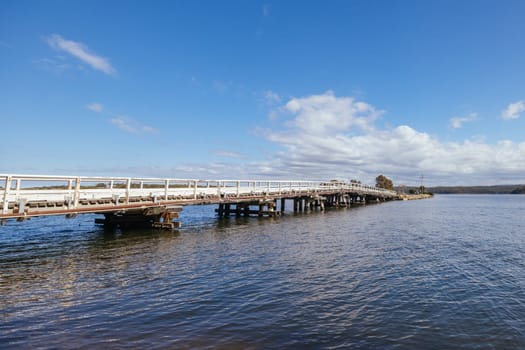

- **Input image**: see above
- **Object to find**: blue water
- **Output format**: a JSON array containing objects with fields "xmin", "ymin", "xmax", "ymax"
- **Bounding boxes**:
[{"xmin": 1, "ymin": 195, "xmax": 525, "ymax": 349}]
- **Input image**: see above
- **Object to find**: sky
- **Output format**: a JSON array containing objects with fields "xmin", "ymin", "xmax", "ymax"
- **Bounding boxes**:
[{"xmin": 1, "ymin": 0, "xmax": 525, "ymax": 186}]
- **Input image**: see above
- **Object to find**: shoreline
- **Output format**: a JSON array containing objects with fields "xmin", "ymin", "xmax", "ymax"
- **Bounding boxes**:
[{"xmin": 397, "ymin": 193, "xmax": 433, "ymax": 200}]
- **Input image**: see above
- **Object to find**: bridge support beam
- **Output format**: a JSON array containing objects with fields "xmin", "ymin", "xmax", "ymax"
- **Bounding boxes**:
[
  {"xmin": 216, "ymin": 200, "xmax": 280, "ymax": 218},
  {"xmin": 289, "ymin": 196, "xmax": 326, "ymax": 213},
  {"xmin": 94, "ymin": 206, "xmax": 182, "ymax": 230}
]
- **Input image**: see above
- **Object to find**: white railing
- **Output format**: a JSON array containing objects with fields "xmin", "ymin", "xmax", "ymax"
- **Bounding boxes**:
[{"xmin": 1, "ymin": 174, "xmax": 397, "ymax": 215}]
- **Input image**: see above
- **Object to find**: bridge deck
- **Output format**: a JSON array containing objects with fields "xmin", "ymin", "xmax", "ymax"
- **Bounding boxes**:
[{"xmin": 1, "ymin": 175, "xmax": 398, "ymax": 222}]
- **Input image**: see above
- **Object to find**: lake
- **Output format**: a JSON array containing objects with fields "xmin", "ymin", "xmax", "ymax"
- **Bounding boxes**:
[{"xmin": 1, "ymin": 195, "xmax": 525, "ymax": 349}]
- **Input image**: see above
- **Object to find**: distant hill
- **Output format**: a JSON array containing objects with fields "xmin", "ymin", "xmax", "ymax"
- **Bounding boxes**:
[{"xmin": 399, "ymin": 185, "xmax": 525, "ymax": 194}]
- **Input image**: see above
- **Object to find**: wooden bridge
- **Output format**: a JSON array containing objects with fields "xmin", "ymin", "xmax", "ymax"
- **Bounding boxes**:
[{"xmin": 1, "ymin": 174, "xmax": 398, "ymax": 229}]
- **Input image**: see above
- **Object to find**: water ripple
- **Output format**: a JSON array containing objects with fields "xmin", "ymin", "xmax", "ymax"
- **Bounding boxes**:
[{"xmin": 1, "ymin": 196, "xmax": 525, "ymax": 348}]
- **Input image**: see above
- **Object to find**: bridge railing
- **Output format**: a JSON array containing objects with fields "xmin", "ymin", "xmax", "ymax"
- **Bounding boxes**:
[{"xmin": 1, "ymin": 174, "xmax": 397, "ymax": 215}]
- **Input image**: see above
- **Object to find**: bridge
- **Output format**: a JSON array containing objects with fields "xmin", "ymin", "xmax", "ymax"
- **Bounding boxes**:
[{"xmin": 1, "ymin": 174, "xmax": 398, "ymax": 229}]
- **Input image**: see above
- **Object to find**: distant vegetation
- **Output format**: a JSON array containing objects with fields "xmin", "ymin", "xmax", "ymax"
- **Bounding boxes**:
[
  {"xmin": 375, "ymin": 175, "xmax": 394, "ymax": 190},
  {"xmin": 397, "ymin": 185, "xmax": 525, "ymax": 194}
]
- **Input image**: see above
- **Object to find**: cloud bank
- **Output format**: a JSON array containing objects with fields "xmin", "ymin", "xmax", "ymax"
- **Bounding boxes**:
[
  {"xmin": 255, "ymin": 91, "xmax": 525, "ymax": 185},
  {"xmin": 80, "ymin": 92, "xmax": 525, "ymax": 186}
]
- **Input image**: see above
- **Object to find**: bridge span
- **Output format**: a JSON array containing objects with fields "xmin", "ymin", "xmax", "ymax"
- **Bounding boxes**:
[{"xmin": 1, "ymin": 174, "xmax": 398, "ymax": 229}]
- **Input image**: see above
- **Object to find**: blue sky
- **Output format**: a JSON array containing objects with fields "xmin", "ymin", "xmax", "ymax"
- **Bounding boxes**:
[{"xmin": 1, "ymin": 0, "xmax": 525, "ymax": 186}]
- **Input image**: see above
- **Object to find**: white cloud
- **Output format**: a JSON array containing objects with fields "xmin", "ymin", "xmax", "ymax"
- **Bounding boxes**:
[
  {"xmin": 85, "ymin": 102, "xmax": 156, "ymax": 135},
  {"xmin": 45, "ymin": 34, "xmax": 116, "ymax": 76},
  {"xmin": 262, "ymin": 3, "xmax": 271, "ymax": 16},
  {"xmin": 213, "ymin": 80, "xmax": 229, "ymax": 94},
  {"xmin": 263, "ymin": 90, "xmax": 281, "ymax": 105},
  {"xmin": 141, "ymin": 125, "xmax": 157, "ymax": 133},
  {"xmin": 110, "ymin": 116, "xmax": 157, "ymax": 134},
  {"xmin": 213, "ymin": 150, "xmax": 244, "ymax": 159},
  {"xmin": 34, "ymin": 57, "xmax": 72, "ymax": 73},
  {"xmin": 501, "ymin": 101, "xmax": 525, "ymax": 120},
  {"xmin": 86, "ymin": 102, "xmax": 104, "ymax": 113},
  {"xmin": 256, "ymin": 91, "xmax": 525, "ymax": 185},
  {"xmin": 191, "ymin": 76, "xmax": 200, "ymax": 86},
  {"xmin": 278, "ymin": 90, "xmax": 382, "ymax": 136},
  {"xmin": 450, "ymin": 112, "xmax": 477, "ymax": 129}
]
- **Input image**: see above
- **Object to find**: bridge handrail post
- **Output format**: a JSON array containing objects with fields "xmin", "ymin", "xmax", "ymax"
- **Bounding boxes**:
[
  {"xmin": 2, "ymin": 176, "xmax": 11, "ymax": 215},
  {"xmin": 193, "ymin": 180, "xmax": 198, "ymax": 200},
  {"xmin": 73, "ymin": 177, "xmax": 81, "ymax": 208},
  {"xmin": 237, "ymin": 181, "xmax": 240, "ymax": 198},
  {"xmin": 125, "ymin": 178, "xmax": 131, "ymax": 204},
  {"xmin": 165, "ymin": 180, "xmax": 170, "ymax": 200}
]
